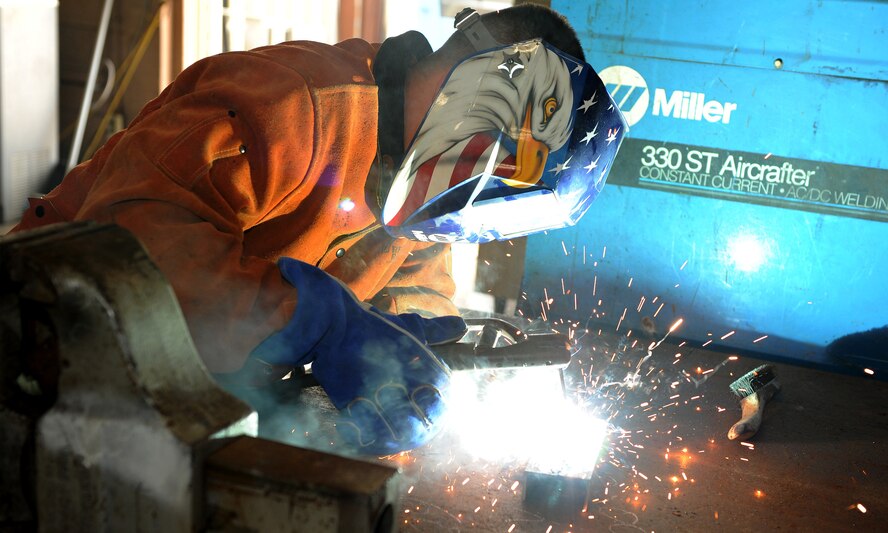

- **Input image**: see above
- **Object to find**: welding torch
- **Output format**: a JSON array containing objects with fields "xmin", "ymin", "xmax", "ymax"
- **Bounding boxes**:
[
  {"xmin": 244, "ymin": 317, "xmax": 572, "ymax": 392},
  {"xmin": 434, "ymin": 317, "xmax": 571, "ymax": 371}
]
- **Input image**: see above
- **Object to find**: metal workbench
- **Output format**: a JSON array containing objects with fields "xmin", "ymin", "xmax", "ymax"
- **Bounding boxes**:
[{"xmin": 379, "ymin": 329, "xmax": 888, "ymax": 532}]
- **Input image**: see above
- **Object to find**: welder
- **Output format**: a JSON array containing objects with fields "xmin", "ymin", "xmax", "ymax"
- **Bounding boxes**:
[{"xmin": 8, "ymin": 5, "xmax": 625, "ymax": 454}]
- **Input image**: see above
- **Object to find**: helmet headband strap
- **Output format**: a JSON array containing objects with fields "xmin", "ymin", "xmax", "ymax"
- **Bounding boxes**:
[
  {"xmin": 373, "ymin": 31, "xmax": 433, "ymax": 210},
  {"xmin": 454, "ymin": 8, "xmax": 501, "ymax": 51}
]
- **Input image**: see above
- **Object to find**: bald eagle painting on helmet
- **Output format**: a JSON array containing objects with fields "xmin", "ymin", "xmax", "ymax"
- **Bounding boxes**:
[{"xmin": 383, "ymin": 10, "xmax": 627, "ymax": 244}]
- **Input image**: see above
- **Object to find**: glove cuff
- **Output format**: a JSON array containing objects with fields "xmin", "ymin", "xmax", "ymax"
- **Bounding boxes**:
[{"xmin": 250, "ymin": 258, "xmax": 345, "ymax": 366}]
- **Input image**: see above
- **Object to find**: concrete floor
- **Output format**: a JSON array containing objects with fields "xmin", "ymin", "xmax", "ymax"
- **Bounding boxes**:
[{"xmin": 380, "ymin": 330, "xmax": 888, "ymax": 532}]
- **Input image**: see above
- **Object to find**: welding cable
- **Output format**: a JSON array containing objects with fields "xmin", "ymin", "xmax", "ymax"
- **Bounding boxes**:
[
  {"xmin": 58, "ymin": 3, "xmax": 158, "ymax": 145},
  {"xmin": 89, "ymin": 58, "xmax": 117, "ymax": 112},
  {"xmin": 83, "ymin": 2, "xmax": 163, "ymax": 160},
  {"xmin": 67, "ymin": 0, "xmax": 115, "ymax": 171}
]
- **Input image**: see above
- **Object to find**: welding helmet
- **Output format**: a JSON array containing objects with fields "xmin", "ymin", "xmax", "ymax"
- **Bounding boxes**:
[{"xmin": 380, "ymin": 9, "xmax": 628, "ymax": 243}]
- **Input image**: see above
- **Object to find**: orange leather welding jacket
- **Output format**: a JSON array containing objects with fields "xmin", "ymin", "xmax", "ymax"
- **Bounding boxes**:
[{"xmin": 12, "ymin": 39, "xmax": 458, "ymax": 372}]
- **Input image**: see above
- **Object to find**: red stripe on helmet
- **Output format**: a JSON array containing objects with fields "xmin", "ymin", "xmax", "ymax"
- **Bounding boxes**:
[
  {"xmin": 389, "ymin": 154, "xmax": 442, "ymax": 227},
  {"xmin": 494, "ymin": 154, "xmax": 517, "ymax": 179},
  {"xmin": 449, "ymin": 134, "xmax": 496, "ymax": 188}
]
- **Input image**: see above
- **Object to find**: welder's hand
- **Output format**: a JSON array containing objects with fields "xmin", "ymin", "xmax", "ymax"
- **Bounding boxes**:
[{"xmin": 251, "ymin": 258, "xmax": 467, "ymax": 455}]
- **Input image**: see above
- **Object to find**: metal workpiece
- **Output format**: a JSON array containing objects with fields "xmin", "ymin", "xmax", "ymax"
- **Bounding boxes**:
[
  {"xmin": 204, "ymin": 436, "xmax": 400, "ymax": 533},
  {"xmin": 434, "ymin": 317, "xmax": 572, "ymax": 371},
  {"xmin": 0, "ymin": 222, "xmax": 257, "ymax": 532}
]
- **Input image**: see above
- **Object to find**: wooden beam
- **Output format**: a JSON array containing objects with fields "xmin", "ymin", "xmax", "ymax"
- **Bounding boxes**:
[
  {"xmin": 338, "ymin": 0, "xmax": 385, "ymax": 42},
  {"xmin": 158, "ymin": 0, "xmax": 183, "ymax": 89}
]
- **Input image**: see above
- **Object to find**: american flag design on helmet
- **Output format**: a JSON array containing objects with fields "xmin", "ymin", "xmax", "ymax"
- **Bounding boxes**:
[
  {"xmin": 383, "ymin": 39, "xmax": 628, "ymax": 243},
  {"xmin": 386, "ymin": 133, "xmax": 516, "ymax": 227}
]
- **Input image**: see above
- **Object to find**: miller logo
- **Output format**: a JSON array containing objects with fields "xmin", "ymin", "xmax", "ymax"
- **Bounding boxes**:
[{"xmin": 599, "ymin": 65, "xmax": 737, "ymax": 127}]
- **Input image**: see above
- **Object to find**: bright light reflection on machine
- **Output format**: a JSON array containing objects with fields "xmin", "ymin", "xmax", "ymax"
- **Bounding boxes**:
[
  {"xmin": 446, "ymin": 366, "xmax": 609, "ymax": 477},
  {"xmin": 725, "ymin": 230, "xmax": 772, "ymax": 273}
]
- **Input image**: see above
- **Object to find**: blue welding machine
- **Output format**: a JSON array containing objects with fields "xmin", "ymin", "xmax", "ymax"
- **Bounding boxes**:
[{"xmin": 520, "ymin": 0, "xmax": 888, "ymax": 374}]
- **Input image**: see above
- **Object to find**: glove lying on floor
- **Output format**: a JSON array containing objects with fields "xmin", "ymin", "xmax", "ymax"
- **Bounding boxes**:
[{"xmin": 250, "ymin": 257, "xmax": 467, "ymax": 455}]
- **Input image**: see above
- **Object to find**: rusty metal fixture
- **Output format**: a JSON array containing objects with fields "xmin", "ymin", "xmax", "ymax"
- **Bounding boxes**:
[
  {"xmin": 0, "ymin": 222, "xmax": 256, "ymax": 531},
  {"xmin": 205, "ymin": 436, "xmax": 399, "ymax": 532},
  {"xmin": 0, "ymin": 222, "xmax": 402, "ymax": 532}
]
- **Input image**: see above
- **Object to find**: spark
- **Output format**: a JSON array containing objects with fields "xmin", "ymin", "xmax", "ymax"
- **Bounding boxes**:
[
  {"xmin": 857, "ymin": 503, "xmax": 867, "ymax": 513},
  {"xmin": 616, "ymin": 307, "xmax": 627, "ymax": 331},
  {"xmin": 720, "ymin": 330, "xmax": 735, "ymax": 340},
  {"xmin": 753, "ymin": 335, "xmax": 768, "ymax": 343},
  {"xmin": 864, "ymin": 368, "xmax": 875, "ymax": 375},
  {"xmin": 754, "ymin": 489, "xmax": 765, "ymax": 498},
  {"xmin": 446, "ymin": 368, "xmax": 609, "ymax": 476}
]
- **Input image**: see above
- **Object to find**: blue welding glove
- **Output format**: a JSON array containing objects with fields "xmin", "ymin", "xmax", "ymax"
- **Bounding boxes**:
[{"xmin": 251, "ymin": 257, "xmax": 467, "ymax": 455}]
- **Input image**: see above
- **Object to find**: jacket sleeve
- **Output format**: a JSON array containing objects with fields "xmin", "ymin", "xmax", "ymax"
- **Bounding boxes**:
[
  {"xmin": 74, "ymin": 50, "xmax": 320, "ymax": 373},
  {"xmin": 370, "ymin": 241, "xmax": 460, "ymax": 318}
]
